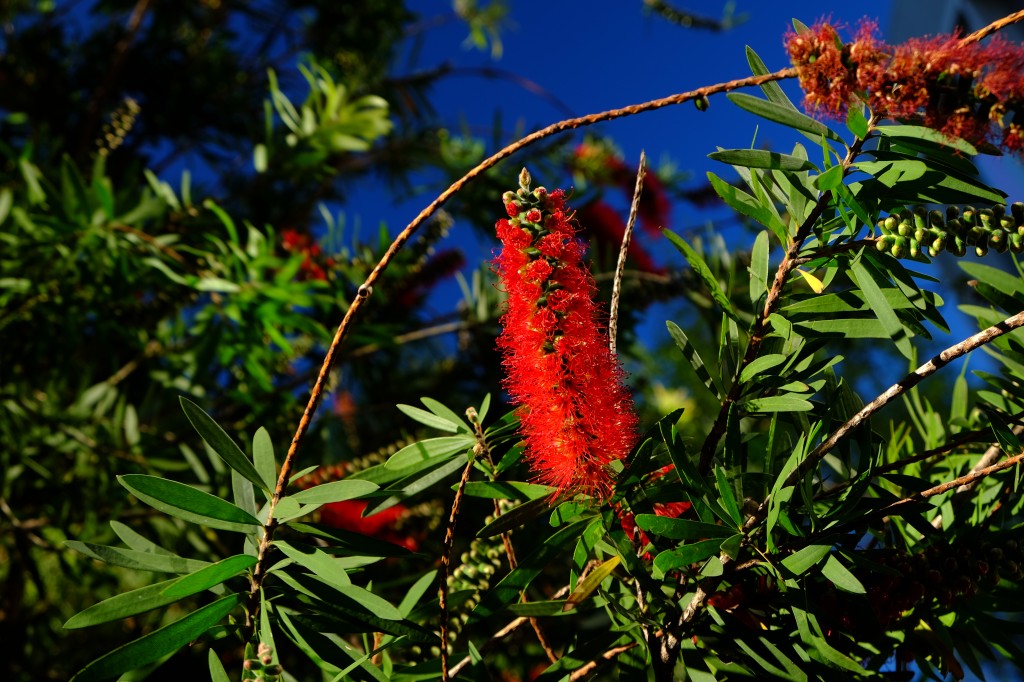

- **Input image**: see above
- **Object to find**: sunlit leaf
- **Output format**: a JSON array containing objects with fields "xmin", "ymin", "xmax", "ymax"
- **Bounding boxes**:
[
  {"xmin": 119, "ymin": 475, "xmax": 261, "ymax": 532},
  {"xmin": 180, "ymin": 398, "xmax": 266, "ymax": 492}
]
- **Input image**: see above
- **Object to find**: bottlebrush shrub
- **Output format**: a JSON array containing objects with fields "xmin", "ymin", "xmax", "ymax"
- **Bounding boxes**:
[{"xmin": 64, "ymin": 13, "xmax": 1024, "ymax": 682}]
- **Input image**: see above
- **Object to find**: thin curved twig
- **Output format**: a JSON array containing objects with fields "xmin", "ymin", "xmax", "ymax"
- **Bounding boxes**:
[
  {"xmin": 960, "ymin": 9, "xmax": 1024, "ymax": 45},
  {"xmin": 609, "ymin": 151, "xmax": 646, "ymax": 355}
]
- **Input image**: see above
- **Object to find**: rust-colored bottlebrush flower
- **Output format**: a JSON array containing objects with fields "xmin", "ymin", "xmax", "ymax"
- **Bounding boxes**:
[
  {"xmin": 494, "ymin": 169, "xmax": 639, "ymax": 499},
  {"xmin": 786, "ymin": 20, "xmax": 1024, "ymax": 154}
]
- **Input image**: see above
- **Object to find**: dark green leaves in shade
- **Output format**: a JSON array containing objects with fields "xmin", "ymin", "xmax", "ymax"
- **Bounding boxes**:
[
  {"xmin": 70, "ymin": 593, "xmax": 243, "ymax": 681},
  {"xmin": 119, "ymin": 475, "xmax": 261, "ymax": 532},
  {"xmin": 708, "ymin": 149, "xmax": 817, "ymax": 172},
  {"xmin": 664, "ymin": 230, "xmax": 739, "ymax": 322},
  {"xmin": 180, "ymin": 397, "xmax": 267, "ymax": 492},
  {"xmin": 64, "ymin": 555, "xmax": 254, "ymax": 629},
  {"xmin": 634, "ymin": 515, "xmax": 732, "ymax": 540},
  {"xmin": 65, "ymin": 541, "xmax": 210, "ymax": 573},
  {"xmin": 460, "ymin": 481, "xmax": 553, "ymax": 501},
  {"xmin": 727, "ymin": 92, "xmax": 843, "ymax": 142},
  {"xmin": 478, "ymin": 496, "xmax": 552, "ymax": 538},
  {"xmin": 471, "ymin": 518, "xmax": 592, "ymax": 621},
  {"xmin": 822, "ymin": 555, "xmax": 866, "ymax": 594},
  {"xmin": 667, "ymin": 321, "xmax": 725, "ymax": 399}
]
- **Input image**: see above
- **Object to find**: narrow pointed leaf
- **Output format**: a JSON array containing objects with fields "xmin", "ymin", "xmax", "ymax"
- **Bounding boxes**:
[
  {"xmin": 749, "ymin": 230, "xmax": 770, "ymax": 306},
  {"xmin": 727, "ymin": 92, "xmax": 843, "ymax": 142},
  {"xmin": 851, "ymin": 259, "xmax": 913, "ymax": 360},
  {"xmin": 709, "ymin": 149, "xmax": 817, "ymax": 171},
  {"xmin": 635, "ymin": 515, "xmax": 732, "ymax": 540},
  {"xmin": 664, "ymin": 230, "xmax": 738, "ymax": 321},
  {"xmin": 253, "ymin": 427, "xmax": 277, "ymax": 493},
  {"xmin": 70, "ymin": 593, "xmax": 243, "ymax": 682},
  {"xmin": 652, "ymin": 539, "xmax": 721, "ymax": 575},
  {"xmin": 181, "ymin": 398, "xmax": 266, "ymax": 491},
  {"xmin": 109, "ymin": 521, "xmax": 175, "ymax": 556},
  {"xmin": 708, "ymin": 171, "xmax": 788, "ymax": 242},
  {"xmin": 739, "ymin": 354, "xmax": 788, "ymax": 384},
  {"xmin": 397, "ymin": 404, "xmax": 459, "ymax": 433},
  {"xmin": 741, "ymin": 396, "xmax": 814, "ymax": 413},
  {"xmin": 782, "ymin": 544, "xmax": 831, "ymax": 575},
  {"xmin": 65, "ymin": 541, "xmax": 210, "ymax": 573},
  {"xmin": 478, "ymin": 496, "xmax": 552, "ymax": 537},
  {"xmin": 384, "ymin": 436, "xmax": 474, "ymax": 470},
  {"xmin": 290, "ymin": 479, "xmax": 380, "ymax": 505},
  {"xmin": 209, "ymin": 649, "xmax": 230, "ymax": 682},
  {"xmin": 822, "ymin": 555, "xmax": 866, "ymax": 594},
  {"xmin": 119, "ymin": 475, "xmax": 261, "ymax": 532},
  {"xmin": 667, "ymin": 321, "xmax": 724, "ymax": 398},
  {"xmin": 162, "ymin": 554, "xmax": 257, "ymax": 598},
  {"xmin": 746, "ymin": 46, "xmax": 796, "ymax": 108},
  {"xmin": 715, "ymin": 466, "xmax": 742, "ymax": 527},
  {"xmin": 64, "ymin": 577, "xmax": 182, "ymax": 629},
  {"xmin": 564, "ymin": 556, "xmax": 620, "ymax": 611}
]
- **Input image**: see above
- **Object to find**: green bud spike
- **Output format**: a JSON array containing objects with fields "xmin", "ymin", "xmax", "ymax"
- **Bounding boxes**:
[
  {"xmin": 947, "ymin": 206, "xmax": 961, "ymax": 221},
  {"xmin": 952, "ymin": 236, "xmax": 967, "ymax": 257},
  {"xmin": 993, "ymin": 204, "xmax": 1006, "ymax": 220},
  {"xmin": 963, "ymin": 208, "xmax": 977, "ymax": 226},
  {"xmin": 913, "ymin": 208, "xmax": 927, "ymax": 232},
  {"xmin": 980, "ymin": 209, "xmax": 994, "ymax": 229},
  {"xmin": 909, "ymin": 238, "xmax": 921, "ymax": 258},
  {"xmin": 1011, "ymin": 202, "xmax": 1024, "ymax": 225},
  {"xmin": 947, "ymin": 218, "xmax": 964, "ymax": 236},
  {"xmin": 1010, "ymin": 233, "xmax": 1023, "ymax": 253},
  {"xmin": 929, "ymin": 209, "xmax": 945, "ymax": 228},
  {"xmin": 898, "ymin": 221, "xmax": 912, "ymax": 237},
  {"xmin": 883, "ymin": 216, "xmax": 897, "ymax": 233},
  {"xmin": 915, "ymin": 228, "xmax": 928, "ymax": 243},
  {"xmin": 931, "ymin": 235, "xmax": 947, "ymax": 255},
  {"xmin": 876, "ymin": 235, "xmax": 892, "ymax": 251}
]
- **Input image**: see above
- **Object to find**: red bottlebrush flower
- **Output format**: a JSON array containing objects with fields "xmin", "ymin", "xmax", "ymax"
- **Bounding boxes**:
[
  {"xmin": 494, "ymin": 170, "xmax": 639, "ymax": 499},
  {"xmin": 578, "ymin": 200, "xmax": 663, "ymax": 274},
  {"xmin": 786, "ymin": 19, "xmax": 1024, "ymax": 155}
]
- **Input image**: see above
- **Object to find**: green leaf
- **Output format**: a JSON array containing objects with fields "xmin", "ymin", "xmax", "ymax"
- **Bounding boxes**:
[
  {"xmin": 782, "ymin": 544, "xmax": 830, "ymax": 575},
  {"xmin": 180, "ymin": 398, "xmax": 267, "ymax": 492},
  {"xmin": 65, "ymin": 541, "xmax": 209, "ymax": 573},
  {"xmin": 846, "ymin": 105, "xmax": 869, "ymax": 139},
  {"xmin": 471, "ymin": 518, "xmax": 592, "ymax": 621},
  {"xmin": 821, "ymin": 555, "xmax": 866, "ymax": 594},
  {"xmin": 564, "ymin": 556, "xmax": 620, "ymax": 611},
  {"xmin": 749, "ymin": 230, "xmax": 770, "ymax": 306},
  {"xmin": 720, "ymin": 533, "xmax": 743, "ymax": 560},
  {"xmin": 666, "ymin": 321, "xmax": 725, "ymax": 399},
  {"xmin": 290, "ymin": 479, "xmax": 380, "ymax": 505},
  {"xmin": 707, "ymin": 171, "xmax": 788, "ymax": 243},
  {"xmin": 253, "ymin": 427, "xmax": 277, "ymax": 493},
  {"xmin": 813, "ymin": 164, "xmax": 844, "ymax": 191},
  {"xmin": 64, "ymin": 577, "xmax": 183, "ymax": 629},
  {"xmin": 162, "ymin": 554, "xmax": 257, "ymax": 598},
  {"xmin": 739, "ymin": 354, "xmax": 788, "ymax": 384},
  {"xmin": 709, "ymin": 149, "xmax": 816, "ymax": 171},
  {"xmin": 109, "ymin": 521, "xmax": 175, "ymax": 556},
  {"xmin": 209, "ymin": 649, "xmax": 230, "ymax": 682},
  {"xmin": 274, "ymin": 540, "xmax": 353, "ymax": 590},
  {"xmin": 365, "ymin": 455, "xmax": 468, "ymax": 515},
  {"xmin": 460, "ymin": 481, "xmax": 553, "ymax": 501},
  {"xmin": 634, "ymin": 516, "xmax": 732, "ymax": 540},
  {"xmin": 119, "ymin": 475, "xmax": 261, "ymax": 532},
  {"xmin": 746, "ymin": 46, "xmax": 796, "ymax": 109},
  {"xmin": 420, "ymin": 397, "xmax": 471, "ymax": 432},
  {"xmin": 875, "ymin": 124, "xmax": 977, "ymax": 156},
  {"xmin": 664, "ymin": 230, "xmax": 739, "ymax": 322},
  {"xmin": 384, "ymin": 436, "xmax": 474, "ymax": 470},
  {"xmin": 652, "ymin": 539, "xmax": 721, "ymax": 575},
  {"xmin": 70, "ymin": 594, "xmax": 243, "ymax": 682},
  {"xmin": 727, "ymin": 92, "xmax": 843, "ymax": 142},
  {"xmin": 715, "ymin": 466, "xmax": 742, "ymax": 527},
  {"xmin": 397, "ymin": 404, "xmax": 460, "ymax": 433},
  {"xmin": 851, "ymin": 259, "xmax": 914, "ymax": 360},
  {"xmin": 741, "ymin": 396, "xmax": 814, "ymax": 413}
]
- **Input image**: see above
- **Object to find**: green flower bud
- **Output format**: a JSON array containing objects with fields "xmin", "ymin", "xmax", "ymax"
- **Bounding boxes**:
[
  {"xmin": 951, "ymin": 236, "xmax": 967, "ymax": 257},
  {"xmin": 913, "ymin": 207, "xmax": 928, "ymax": 232},
  {"xmin": 993, "ymin": 204, "xmax": 1006, "ymax": 221},
  {"xmin": 976, "ymin": 242, "xmax": 990, "ymax": 257},
  {"xmin": 891, "ymin": 236, "xmax": 907, "ymax": 258},
  {"xmin": 991, "ymin": 230, "xmax": 1009, "ymax": 253},
  {"xmin": 980, "ymin": 209, "xmax": 995, "ymax": 229},
  {"xmin": 947, "ymin": 206, "xmax": 961, "ymax": 221},
  {"xmin": 914, "ymin": 227, "xmax": 928, "ymax": 243},
  {"xmin": 931, "ymin": 235, "xmax": 947, "ymax": 255},
  {"xmin": 1010, "ymin": 233, "xmax": 1024, "ymax": 253},
  {"xmin": 929, "ymin": 209, "xmax": 944, "ymax": 228},
  {"xmin": 883, "ymin": 216, "xmax": 897, "ymax": 233},
  {"xmin": 909, "ymin": 238, "xmax": 921, "ymax": 258},
  {"xmin": 963, "ymin": 207, "xmax": 977, "ymax": 225},
  {"xmin": 695, "ymin": 94, "xmax": 710, "ymax": 111},
  {"xmin": 898, "ymin": 221, "xmax": 912, "ymax": 237},
  {"xmin": 947, "ymin": 217, "xmax": 964, "ymax": 236},
  {"xmin": 968, "ymin": 226, "xmax": 984, "ymax": 243}
]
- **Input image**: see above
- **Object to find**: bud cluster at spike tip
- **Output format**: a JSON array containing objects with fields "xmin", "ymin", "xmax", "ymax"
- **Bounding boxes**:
[
  {"xmin": 786, "ymin": 20, "xmax": 1024, "ymax": 154},
  {"xmin": 493, "ymin": 168, "xmax": 638, "ymax": 499}
]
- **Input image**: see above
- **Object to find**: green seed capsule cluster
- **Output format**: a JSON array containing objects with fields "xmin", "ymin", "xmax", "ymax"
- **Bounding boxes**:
[{"xmin": 875, "ymin": 203, "xmax": 1024, "ymax": 258}]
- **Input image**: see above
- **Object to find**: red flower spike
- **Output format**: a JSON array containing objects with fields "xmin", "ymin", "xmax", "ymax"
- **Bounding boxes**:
[{"xmin": 494, "ymin": 170, "xmax": 639, "ymax": 500}]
